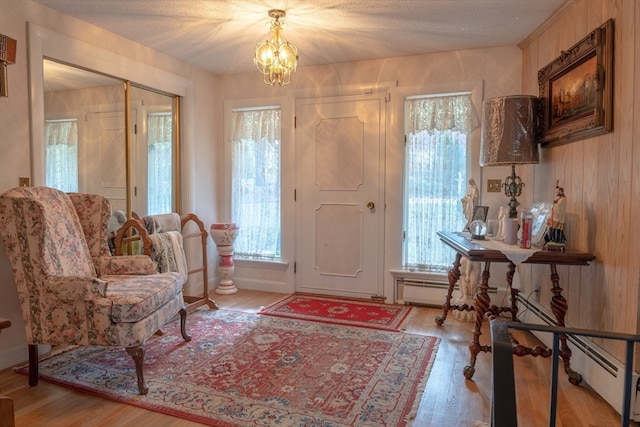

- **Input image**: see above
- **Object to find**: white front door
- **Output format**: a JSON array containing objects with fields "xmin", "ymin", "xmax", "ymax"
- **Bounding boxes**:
[{"xmin": 295, "ymin": 93, "xmax": 386, "ymax": 298}]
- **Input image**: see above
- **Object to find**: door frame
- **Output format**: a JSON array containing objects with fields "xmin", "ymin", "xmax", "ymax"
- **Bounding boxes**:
[{"xmin": 294, "ymin": 91, "xmax": 388, "ymax": 299}]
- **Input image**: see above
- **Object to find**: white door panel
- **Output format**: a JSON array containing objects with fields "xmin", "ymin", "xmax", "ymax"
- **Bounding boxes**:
[
  {"xmin": 84, "ymin": 110, "xmax": 137, "ymax": 213},
  {"xmin": 296, "ymin": 94, "xmax": 385, "ymax": 298}
]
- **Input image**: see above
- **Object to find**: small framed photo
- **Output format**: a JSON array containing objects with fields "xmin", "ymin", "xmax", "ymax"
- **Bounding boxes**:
[
  {"xmin": 472, "ymin": 205, "xmax": 489, "ymax": 222},
  {"xmin": 529, "ymin": 202, "xmax": 552, "ymax": 248},
  {"xmin": 465, "ymin": 205, "xmax": 489, "ymax": 236},
  {"xmin": 537, "ymin": 19, "xmax": 613, "ymax": 147}
]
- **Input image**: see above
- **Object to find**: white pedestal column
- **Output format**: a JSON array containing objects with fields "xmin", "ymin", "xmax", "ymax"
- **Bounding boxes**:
[{"xmin": 209, "ymin": 223, "xmax": 239, "ymax": 295}]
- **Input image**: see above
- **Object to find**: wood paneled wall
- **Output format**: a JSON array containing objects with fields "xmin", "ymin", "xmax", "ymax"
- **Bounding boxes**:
[{"xmin": 520, "ymin": 0, "xmax": 640, "ymax": 363}]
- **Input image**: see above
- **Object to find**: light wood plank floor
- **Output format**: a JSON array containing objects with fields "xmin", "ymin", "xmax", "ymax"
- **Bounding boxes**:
[{"xmin": 0, "ymin": 289, "xmax": 632, "ymax": 426}]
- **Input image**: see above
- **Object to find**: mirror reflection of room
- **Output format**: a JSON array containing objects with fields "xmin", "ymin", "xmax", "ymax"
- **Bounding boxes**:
[{"xmin": 42, "ymin": 59, "xmax": 176, "ymax": 217}]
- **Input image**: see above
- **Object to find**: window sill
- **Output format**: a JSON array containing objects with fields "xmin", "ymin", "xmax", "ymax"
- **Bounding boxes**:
[{"xmin": 233, "ymin": 257, "xmax": 289, "ymax": 271}]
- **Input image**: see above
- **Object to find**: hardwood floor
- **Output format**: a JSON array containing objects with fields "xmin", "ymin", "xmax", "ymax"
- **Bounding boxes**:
[{"xmin": 0, "ymin": 289, "xmax": 632, "ymax": 426}]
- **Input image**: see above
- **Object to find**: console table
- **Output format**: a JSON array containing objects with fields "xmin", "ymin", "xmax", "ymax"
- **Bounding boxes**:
[
  {"xmin": 434, "ymin": 231, "xmax": 595, "ymax": 383},
  {"xmin": 0, "ymin": 317, "xmax": 15, "ymax": 427}
]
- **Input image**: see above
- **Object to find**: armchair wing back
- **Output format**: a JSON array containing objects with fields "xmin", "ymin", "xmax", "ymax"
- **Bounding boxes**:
[
  {"xmin": 0, "ymin": 187, "xmax": 97, "ymax": 345},
  {"xmin": 66, "ymin": 192, "xmax": 155, "ymax": 277},
  {"xmin": 0, "ymin": 186, "xmax": 191, "ymax": 395},
  {"xmin": 67, "ymin": 192, "xmax": 113, "ymax": 261}
]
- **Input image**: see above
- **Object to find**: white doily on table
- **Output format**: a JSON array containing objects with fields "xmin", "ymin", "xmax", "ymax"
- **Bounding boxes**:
[{"xmin": 475, "ymin": 239, "xmax": 537, "ymax": 289}]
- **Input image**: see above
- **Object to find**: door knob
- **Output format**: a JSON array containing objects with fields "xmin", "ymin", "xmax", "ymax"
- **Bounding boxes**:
[{"xmin": 367, "ymin": 202, "xmax": 375, "ymax": 210}]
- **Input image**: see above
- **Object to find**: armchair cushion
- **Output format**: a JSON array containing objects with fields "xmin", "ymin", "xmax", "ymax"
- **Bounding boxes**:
[
  {"xmin": 97, "ymin": 255, "xmax": 157, "ymax": 276},
  {"xmin": 87, "ymin": 295, "xmax": 186, "ymax": 347},
  {"xmin": 103, "ymin": 272, "xmax": 184, "ymax": 323}
]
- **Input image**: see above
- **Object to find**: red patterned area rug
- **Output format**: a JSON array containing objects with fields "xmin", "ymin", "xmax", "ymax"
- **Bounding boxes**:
[
  {"xmin": 259, "ymin": 294, "xmax": 413, "ymax": 331},
  {"xmin": 19, "ymin": 310, "xmax": 439, "ymax": 427},
  {"xmin": 20, "ymin": 310, "xmax": 439, "ymax": 426}
]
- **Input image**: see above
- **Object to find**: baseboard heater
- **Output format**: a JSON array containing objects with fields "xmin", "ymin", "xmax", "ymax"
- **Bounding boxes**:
[
  {"xmin": 393, "ymin": 273, "xmax": 499, "ymax": 307},
  {"xmin": 395, "ymin": 276, "xmax": 450, "ymax": 306},
  {"xmin": 517, "ymin": 294, "xmax": 640, "ymax": 421}
]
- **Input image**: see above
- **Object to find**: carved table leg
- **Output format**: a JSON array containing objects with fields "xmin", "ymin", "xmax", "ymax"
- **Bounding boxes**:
[
  {"xmin": 435, "ymin": 253, "xmax": 462, "ymax": 326},
  {"xmin": 506, "ymin": 262, "xmax": 519, "ymax": 321},
  {"xmin": 464, "ymin": 261, "xmax": 492, "ymax": 379},
  {"xmin": 549, "ymin": 263, "xmax": 582, "ymax": 385}
]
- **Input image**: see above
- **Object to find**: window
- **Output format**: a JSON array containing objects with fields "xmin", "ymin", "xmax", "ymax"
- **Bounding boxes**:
[
  {"xmin": 403, "ymin": 93, "xmax": 474, "ymax": 272},
  {"xmin": 230, "ymin": 107, "xmax": 281, "ymax": 259},
  {"xmin": 45, "ymin": 119, "xmax": 78, "ymax": 192},
  {"xmin": 147, "ymin": 112, "xmax": 173, "ymax": 215}
]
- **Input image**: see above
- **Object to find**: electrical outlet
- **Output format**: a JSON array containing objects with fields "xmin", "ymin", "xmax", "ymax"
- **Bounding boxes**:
[{"xmin": 19, "ymin": 177, "xmax": 30, "ymax": 187}]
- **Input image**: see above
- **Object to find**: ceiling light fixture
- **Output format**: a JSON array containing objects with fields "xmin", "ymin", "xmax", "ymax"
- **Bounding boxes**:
[{"xmin": 254, "ymin": 9, "xmax": 299, "ymax": 87}]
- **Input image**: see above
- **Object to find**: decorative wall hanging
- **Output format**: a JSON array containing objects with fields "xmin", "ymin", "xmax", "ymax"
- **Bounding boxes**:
[
  {"xmin": 0, "ymin": 33, "xmax": 17, "ymax": 97},
  {"xmin": 537, "ymin": 19, "xmax": 613, "ymax": 147}
]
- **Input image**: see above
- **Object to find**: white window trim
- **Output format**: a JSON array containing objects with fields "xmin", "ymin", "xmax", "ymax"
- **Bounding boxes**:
[
  {"xmin": 384, "ymin": 80, "xmax": 484, "ymax": 276},
  {"xmin": 223, "ymin": 96, "xmax": 294, "ymax": 265},
  {"xmin": 393, "ymin": 80, "xmax": 484, "ymax": 186}
]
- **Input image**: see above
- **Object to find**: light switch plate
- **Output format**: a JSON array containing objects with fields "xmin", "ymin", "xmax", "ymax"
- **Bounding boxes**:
[{"xmin": 487, "ymin": 179, "xmax": 501, "ymax": 192}]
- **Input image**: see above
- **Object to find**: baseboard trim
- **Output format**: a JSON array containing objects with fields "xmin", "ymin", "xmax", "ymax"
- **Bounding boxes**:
[{"xmin": 230, "ymin": 277, "xmax": 292, "ymax": 294}]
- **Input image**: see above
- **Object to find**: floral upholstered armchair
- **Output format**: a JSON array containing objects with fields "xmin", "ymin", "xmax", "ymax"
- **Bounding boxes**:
[{"xmin": 0, "ymin": 186, "xmax": 191, "ymax": 395}]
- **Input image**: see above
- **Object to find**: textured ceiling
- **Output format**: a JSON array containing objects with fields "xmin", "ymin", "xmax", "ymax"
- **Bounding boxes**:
[{"xmin": 33, "ymin": 0, "xmax": 569, "ymax": 75}]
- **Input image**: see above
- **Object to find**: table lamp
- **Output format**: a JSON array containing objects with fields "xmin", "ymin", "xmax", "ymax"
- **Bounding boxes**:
[{"xmin": 480, "ymin": 95, "xmax": 539, "ymax": 218}]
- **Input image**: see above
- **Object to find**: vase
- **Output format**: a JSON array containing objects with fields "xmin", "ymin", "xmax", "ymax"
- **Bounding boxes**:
[{"xmin": 209, "ymin": 223, "xmax": 239, "ymax": 294}]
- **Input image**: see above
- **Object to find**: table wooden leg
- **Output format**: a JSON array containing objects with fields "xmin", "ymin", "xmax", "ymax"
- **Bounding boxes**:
[
  {"xmin": 464, "ymin": 261, "xmax": 492, "ymax": 379},
  {"xmin": 549, "ymin": 263, "xmax": 582, "ymax": 385},
  {"xmin": 435, "ymin": 252, "xmax": 462, "ymax": 326},
  {"xmin": 505, "ymin": 262, "xmax": 519, "ymax": 321}
]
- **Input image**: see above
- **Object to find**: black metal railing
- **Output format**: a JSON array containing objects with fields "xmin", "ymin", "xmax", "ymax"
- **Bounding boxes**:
[{"xmin": 490, "ymin": 319, "xmax": 640, "ymax": 427}]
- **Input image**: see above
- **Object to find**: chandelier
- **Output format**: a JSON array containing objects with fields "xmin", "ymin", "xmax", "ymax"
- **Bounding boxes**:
[{"xmin": 254, "ymin": 9, "xmax": 299, "ymax": 86}]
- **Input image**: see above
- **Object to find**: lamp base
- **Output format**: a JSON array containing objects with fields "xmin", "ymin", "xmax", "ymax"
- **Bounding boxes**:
[
  {"xmin": 507, "ymin": 195, "xmax": 519, "ymax": 218},
  {"xmin": 503, "ymin": 164, "xmax": 524, "ymax": 218}
]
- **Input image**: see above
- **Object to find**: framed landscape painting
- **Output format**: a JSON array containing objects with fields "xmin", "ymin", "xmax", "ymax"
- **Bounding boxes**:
[{"xmin": 537, "ymin": 19, "xmax": 613, "ymax": 147}]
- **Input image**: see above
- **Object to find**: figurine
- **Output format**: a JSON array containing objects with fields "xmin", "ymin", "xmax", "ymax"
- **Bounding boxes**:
[
  {"xmin": 495, "ymin": 205, "xmax": 508, "ymax": 241},
  {"xmin": 455, "ymin": 178, "xmax": 481, "ymax": 321},
  {"xmin": 453, "ymin": 257, "xmax": 480, "ymax": 322},
  {"xmin": 461, "ymin": 178, "xmax": 479, "ymax": 230},
  {"xmin": 545, "ymin": 180, "xmax": 567, "ymax": 250}
]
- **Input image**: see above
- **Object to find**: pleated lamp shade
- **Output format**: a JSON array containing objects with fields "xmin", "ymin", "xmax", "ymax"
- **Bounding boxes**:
[{"xmin": 480, "ymin": 95, "xmax": 539, "ymax": 166}]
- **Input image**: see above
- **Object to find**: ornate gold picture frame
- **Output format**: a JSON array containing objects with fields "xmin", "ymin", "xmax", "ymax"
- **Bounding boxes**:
[{"xmin": 537, "ymin": 19, "xmax": 613, "ymax": 147}]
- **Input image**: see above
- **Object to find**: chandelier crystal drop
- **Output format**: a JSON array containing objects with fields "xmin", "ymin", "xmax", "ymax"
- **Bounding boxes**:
[{"xmin": 254, "ymin": 9, "xmax": 299, "ymax": 86}]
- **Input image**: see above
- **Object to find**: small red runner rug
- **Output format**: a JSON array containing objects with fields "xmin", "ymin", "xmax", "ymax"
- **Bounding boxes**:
[
  {"xmin": 259, "ymin": 294, "xmax": 413, "ymax": 331},
  {"xmin": 18, "ymin": 309, "xmax": 439, "ymax": 426}
]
